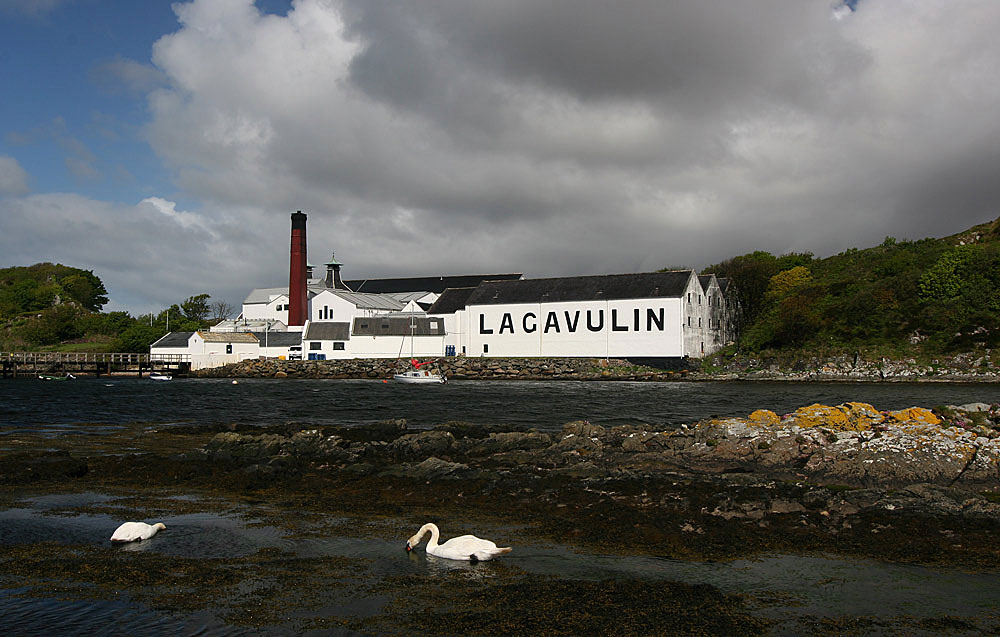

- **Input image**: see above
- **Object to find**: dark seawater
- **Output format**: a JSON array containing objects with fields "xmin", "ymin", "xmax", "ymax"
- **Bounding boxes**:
[{"xmin": 1, "ymin": 376, "xmax": 998, "ymax": 434}]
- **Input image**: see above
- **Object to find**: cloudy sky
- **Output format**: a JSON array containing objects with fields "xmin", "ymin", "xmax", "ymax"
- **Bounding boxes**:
[{"xmin": 1, "ymin": 0, "xmax": 999, "ymax": 315}]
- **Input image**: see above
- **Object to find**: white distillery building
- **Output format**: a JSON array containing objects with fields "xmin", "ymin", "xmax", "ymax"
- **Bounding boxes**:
[
  {"xmin": 153, "ymin": 212, "xmax": 739, "ymax": 366},
  {"xmin": 427, "ymin": 270, "xmax": 733, "ymax": 359},
  {"xmin": 156, "ymin": 269, "xmax": 736, "ymax": 366},
  {"xmin": 150, "ymin": 331, "xmax": 261, "ymax": 370}
]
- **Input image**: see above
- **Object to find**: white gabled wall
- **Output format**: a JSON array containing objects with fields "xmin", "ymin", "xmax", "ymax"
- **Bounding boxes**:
[
  {"xmin": 310, "ymin": 290, "xmax": 363, "ymax": 324},
  {"xmin": 302, "ymin": 333, "xmax": 445, "ymax": 359},
  {"xmin": 241, "ymin": 294, "xmax": 290, "ymax": 323},
  {"xmin": 468, "ymin": 297, "xmax": 685, "ymax": 358}
]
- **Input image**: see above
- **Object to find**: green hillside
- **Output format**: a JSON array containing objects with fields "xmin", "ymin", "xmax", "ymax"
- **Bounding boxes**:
[
  {"xmin": 704, "ymin": 216, "xmax": 1000, "ymax": 354},
  {"xmin": 0, "ymin": 263, "xmax": 108, "ymax": 316},
  {"xmin": 0, "ymin": 263, "xmax": 219, "ymax": 352}
]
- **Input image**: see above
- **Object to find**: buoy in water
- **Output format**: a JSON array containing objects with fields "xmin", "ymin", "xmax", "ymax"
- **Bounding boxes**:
[{"xmin": 232, "ymin": 380, "xmax": 239, "ymax": 384}]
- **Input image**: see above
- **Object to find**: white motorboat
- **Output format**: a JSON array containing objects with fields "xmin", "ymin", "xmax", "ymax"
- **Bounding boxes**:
[
  {"xmin": 149, "ymin": 373, "xmax": 173, "ymax": 381},
  {"xmin": 393, "ymin": 369, "xmax": 446, "ymax": 384}
]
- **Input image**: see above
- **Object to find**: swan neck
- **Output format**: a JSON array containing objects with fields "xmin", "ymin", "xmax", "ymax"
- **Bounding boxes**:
[{"xmin": 423, "ymin": 523, "xmax": 440, "ymax": 549}]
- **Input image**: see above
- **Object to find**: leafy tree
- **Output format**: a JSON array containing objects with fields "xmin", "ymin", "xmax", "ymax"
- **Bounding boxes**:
[
  {"xmin": 60, "ymin": 271, "xmax": 109, "ymax": 311},
  {"xmin": 919, "ymin": 246, "xmax": 977, "ymax": 302},
  {"xmin": 114, "ymin": 324, "xmax": 168, "ymax": 353},
  {"xmin": 765, "ymin": 266, "xmax": 812, "ymax": 302},
  {"xmin": 17, "ymin": 305, "xmax": 84, "ymax": 346},
  {"xmin": 181, "ymin": 294, "xmax": 212, "ymax": 321}
]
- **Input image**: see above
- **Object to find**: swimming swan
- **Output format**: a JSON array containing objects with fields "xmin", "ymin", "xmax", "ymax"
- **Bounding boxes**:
[
  {"xmin": 110, "ymin": 521, "xmax": 166, "ymax": 542},
  {"xmin": 405, "ymin": 522, "xmax": 512, "ymax": 562}
]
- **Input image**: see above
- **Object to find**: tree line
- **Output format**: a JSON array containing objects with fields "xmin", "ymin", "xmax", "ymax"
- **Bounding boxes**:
[
  {"xmin": 4, "ymin": 216, "xmax": 1000, "ymax": 355},
  {"xmin": 0, "ymin": 263, "xmax": 234, "ymax": 353},
  {"xmin": 704, "ymin": 216, "xmax": 1000, "ymax": 354}
]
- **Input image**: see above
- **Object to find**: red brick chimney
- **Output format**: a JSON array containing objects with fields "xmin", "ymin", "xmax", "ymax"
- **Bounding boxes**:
[{"xmin": 288, "ymin": 211, "xmax": 308, "ymax": 326}]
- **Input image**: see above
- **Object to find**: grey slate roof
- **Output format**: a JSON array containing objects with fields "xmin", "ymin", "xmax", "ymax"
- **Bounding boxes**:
[
  {"xmin": 698, "ymin": 274, "xmax": 718, "ymax": 292},
  {"xmin": 243, "ymin": 287, "xmax": 288, "ymax": 304},
  {"xmin": 324, "ymin": 290, "xmax": 405, "ymax": 311},
  {"xmin": 384, "ymin": 291, "xmax": 430, "ymax": 303},
  {"xmin": 427, "ymin": 287, "xmax": 476, "ymax": 314},
  {"xmin": 303, "ymin": 322, "xmax": 351, "ymax": 341},
  {"xmin": 344, "ymin": 273, "xmax": 522, "ymax": 295},
  {"xmin": 466, "ymin": 271, "xmax": 695, "ymax": 306},
  {"xmin": 248, "ymin": 331, "xmax": 303, "ymax": 347},
  {"xmin": 352, "ymin": 316, "xmax": 445, "ymax": 336},
  {"xmin": 150, "ymin": 332, "xmax": 194, "ymax": 348}
]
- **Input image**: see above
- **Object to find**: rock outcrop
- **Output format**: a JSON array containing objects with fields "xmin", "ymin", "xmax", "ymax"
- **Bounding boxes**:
[{"xmin": 205, "ymin": 402, "xmax": 1000, "ymax": 494}]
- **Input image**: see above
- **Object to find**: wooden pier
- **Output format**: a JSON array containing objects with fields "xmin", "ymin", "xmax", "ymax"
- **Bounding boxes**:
[{"xmin": 0, "ymin": 352, "xmax": 190, "ymax": 378}]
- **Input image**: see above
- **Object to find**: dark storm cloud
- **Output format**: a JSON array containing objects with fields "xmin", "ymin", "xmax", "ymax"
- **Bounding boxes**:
[{"xmin": 342, "ymin": 0, "xmax": 867, "ymax": 117}]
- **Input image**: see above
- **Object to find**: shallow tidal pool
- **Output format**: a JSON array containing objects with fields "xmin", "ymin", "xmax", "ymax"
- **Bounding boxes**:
[{"xmin": 1, "ymin": 492, "xmax": 998, "ymax": 635}]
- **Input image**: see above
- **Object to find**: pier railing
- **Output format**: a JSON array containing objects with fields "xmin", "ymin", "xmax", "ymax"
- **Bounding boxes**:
[{"xmin": 1, "ymin": 352, "xmax": 189, "ymax": 377}]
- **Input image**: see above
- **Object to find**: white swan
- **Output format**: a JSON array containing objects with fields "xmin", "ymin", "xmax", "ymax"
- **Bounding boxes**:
[
  {"xmin": 405, "ymin": 522, "xmax": 512, "ymax": 562},
  {"xmin": 110, "ymin": 521, "xmax": 166, "ymax": 542}
]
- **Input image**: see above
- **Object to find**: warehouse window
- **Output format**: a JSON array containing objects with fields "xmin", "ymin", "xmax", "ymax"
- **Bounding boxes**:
[
  {"xmin": 333, "ymin": 342, "xmax": 345, "ymax": 350},
  {"xmin": 310, "ymin": 342, "xmax": 321, "ymax": 350}
]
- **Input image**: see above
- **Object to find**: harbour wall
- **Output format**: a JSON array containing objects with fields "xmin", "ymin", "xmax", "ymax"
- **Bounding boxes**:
[{"xmin": 193, "ymin": 356, "xmax": 690, "ymax": 380}]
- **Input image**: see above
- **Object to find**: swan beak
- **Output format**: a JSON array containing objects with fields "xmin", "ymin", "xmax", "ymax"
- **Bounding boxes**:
[{"xmin": 405, "ymin": 542, "xmax": 412, "ymax": 552}]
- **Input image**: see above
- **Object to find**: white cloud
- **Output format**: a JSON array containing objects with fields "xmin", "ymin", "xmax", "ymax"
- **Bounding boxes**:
[{"xmin": 0, "ymin": 155, "xmax": 29, "ymax": 195}]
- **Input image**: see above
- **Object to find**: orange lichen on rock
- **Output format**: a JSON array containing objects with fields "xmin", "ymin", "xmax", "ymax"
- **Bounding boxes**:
[
  {"xmin": 839, "ymin": 402, "xmax": 883, "ymax": 430},
  {"xmin": 785, "ymin": 404, "xmax": 852, "ymax": 430},
  {"xmin": 747, "ymin": 409, "xmax": 780, "ymax": 426},
  {"xmin": 887, "ymin": 407, "xmax": 942, "ymax": 426},
  {"xmin": 782, "ymin": 403, "xmax": 882, "ymax": 432}
]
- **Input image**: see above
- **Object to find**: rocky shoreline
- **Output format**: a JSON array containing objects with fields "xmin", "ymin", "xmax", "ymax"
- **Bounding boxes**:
[
  {"xmin": 193, "ymin": 351, "xmax": 1000, "ymax": 382},
  {"xmin": 4, "ymin": 400, "xmax": 999, "ymax": 563},
  {"xmin": 195, "ymin": 401, "xmax": 1000, "ymax": 548}
]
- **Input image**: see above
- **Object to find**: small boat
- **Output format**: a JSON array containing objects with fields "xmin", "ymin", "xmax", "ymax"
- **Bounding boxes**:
[
  {"xmin": 394, "ymin": 318, "xmax": 446, "ymax": 384},
  {"xmin": 38, "ymin": 373, "xmax": 75, "ymax": 381},
  {"xmin": 393, "ymin": 369, "xmax": 446, "ymax": 384},
  {"xmin": 148, "ymin": 373, "xmax": 173, "ymax": 381}
]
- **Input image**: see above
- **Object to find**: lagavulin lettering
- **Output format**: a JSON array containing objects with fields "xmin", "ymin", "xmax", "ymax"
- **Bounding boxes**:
[{"xmin": 479, "ymin": 307, "xmax": 665, "ymax": 335}]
